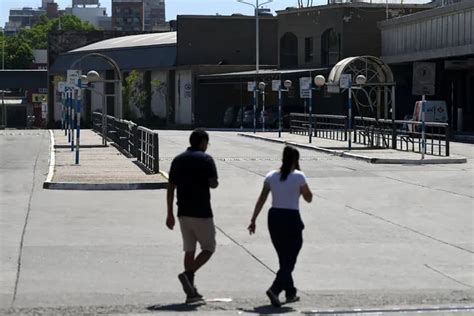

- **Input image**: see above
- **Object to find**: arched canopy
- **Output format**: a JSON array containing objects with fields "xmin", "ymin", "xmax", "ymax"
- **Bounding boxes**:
[
  {"xmin": 69, "ymin": 52, "xmax": 123, "ymax": 82},
  {"xmin": 327, "ymin": 56, "xmax": 394, "ymax": 86}
]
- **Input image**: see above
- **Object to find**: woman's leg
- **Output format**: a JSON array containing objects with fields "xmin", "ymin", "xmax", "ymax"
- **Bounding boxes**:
[{"xmin": 284, "ymin": 230, "xmax": 303, "ymax": 298}]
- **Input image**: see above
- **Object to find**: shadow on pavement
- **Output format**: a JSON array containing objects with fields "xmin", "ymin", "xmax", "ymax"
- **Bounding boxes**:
[
  {"xmin": 146, "ymin": 302, "xmax": 202, "ymax": 312},
  {"xmin": 240, "ymin": 305, "xmax": 296, "ymax": 314}
]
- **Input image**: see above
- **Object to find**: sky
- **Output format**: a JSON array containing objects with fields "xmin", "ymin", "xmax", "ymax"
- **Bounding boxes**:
[
  {"xmin": 0, "ymin": 0, "xmax": 305, "ymax": 27},
  {"xmin": 0, "ymin": 0, "xmax": 432, "ymax": 27}
]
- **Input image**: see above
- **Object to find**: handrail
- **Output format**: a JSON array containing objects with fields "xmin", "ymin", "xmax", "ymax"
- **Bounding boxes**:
[{"xmin": 92, "ymin": 111, "xmax": 160, "ymax": 173}]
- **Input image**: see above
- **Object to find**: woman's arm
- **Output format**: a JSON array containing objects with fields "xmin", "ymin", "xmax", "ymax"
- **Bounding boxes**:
[
  {"xmin": 248, "ymin": 182, "xmax": 270, "ymax": 234},
  {"xmin": 300, "ymin": 183, "xmax": 313, "ymax": 203}
]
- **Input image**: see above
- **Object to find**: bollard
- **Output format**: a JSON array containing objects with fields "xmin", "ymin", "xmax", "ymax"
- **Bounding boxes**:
[
  {"xmin": 153, "ymin": 133, "xmax": 159, "ymax": 173},
  {"xmin": 75, "ymin": 85, "xmax": 81, "ymax": 164}
]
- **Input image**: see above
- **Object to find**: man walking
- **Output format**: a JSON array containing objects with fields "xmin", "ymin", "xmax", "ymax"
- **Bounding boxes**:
[{"xmin": 166, "ymin": 129, "xmax": 218, "ymax": 303}]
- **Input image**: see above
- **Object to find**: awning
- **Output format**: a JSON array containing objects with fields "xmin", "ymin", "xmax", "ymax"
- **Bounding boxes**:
[{"xmin": 198, "ymin": 67, "xmax": 330, "ymax": 79}]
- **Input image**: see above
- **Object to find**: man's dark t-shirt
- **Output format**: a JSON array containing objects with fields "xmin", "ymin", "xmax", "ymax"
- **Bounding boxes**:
[{"xmin": 169, "ymin": 147, "xmax": 218, "ymax": 218}]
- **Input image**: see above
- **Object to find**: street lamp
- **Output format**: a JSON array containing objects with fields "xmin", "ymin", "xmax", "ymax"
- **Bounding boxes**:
[
  {"xmin": 348, "ymin": 74, "xmax": 366, "ymax": 150},
  {"xmin": 237, "ymin": 0, "xmax": 273, "ymax": 134},
  {"xmin": 278, "ymin": 79, "xmax": 292, "ymax": 138},
  {"xmin": 307, "ymin": 75, "xmax": 326, "ymax": 144},
  {"xmin": 86, "ymin": 70, "xmax": 108, "ymax": 145},
  {"xmin": 1, "ymin": 27, "xmax": 5, "ymax": 128},
  {"xmin": 236, "ymin": 0, "xmax": 273, "ymax": 75}
]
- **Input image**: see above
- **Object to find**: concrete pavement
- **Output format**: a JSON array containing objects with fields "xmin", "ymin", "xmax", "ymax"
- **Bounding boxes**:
[
  {"xmin": 0, "ymin": 129, "xmax": 473, "ymax": 315},
  {"xmin": 44, "ymin": 129, "xmax": 167, "ymax": 190}
]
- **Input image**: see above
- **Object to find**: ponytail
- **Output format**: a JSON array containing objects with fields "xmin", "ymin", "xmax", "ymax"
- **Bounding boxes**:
[{"xmin": 280, "ymin": 146, "xmax": 300, "ymax": 181}]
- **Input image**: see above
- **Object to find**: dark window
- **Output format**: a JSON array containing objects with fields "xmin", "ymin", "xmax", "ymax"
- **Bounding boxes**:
[
  {"xmin": 305, "ymin": 37, "xmax": 313, "ymax": 63},
  {"xmin": 280, "ymin": 32, "xmax": 298, "ymax": 68},
  {"xmin": 105, "ymin": 70, "xmax": 115, "ymax": 95},
  {"xmin": 321, "ymin": 28, "xmax": 340, "ymax": 66}
]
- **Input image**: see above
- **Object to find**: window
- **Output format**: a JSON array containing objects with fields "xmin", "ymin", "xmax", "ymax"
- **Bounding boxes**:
[
  {"xmin": 305, "ymin": 37, "xmax": 313, "ymax": 63},
  {"xmin": 321, "ymin": 29, "xmax": 340, "ymax": 66},
  {"xmin": 280, "ymin": 32, "xmax": 298, "ymax": 68}
]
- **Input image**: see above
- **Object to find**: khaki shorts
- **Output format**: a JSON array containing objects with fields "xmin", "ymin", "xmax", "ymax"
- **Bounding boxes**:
[{"xmin": 178, "ymin": 216, "xmax": 216, "ymax": 252}]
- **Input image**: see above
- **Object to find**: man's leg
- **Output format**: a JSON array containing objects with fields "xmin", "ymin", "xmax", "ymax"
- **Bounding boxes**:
[{"xmin": 185, "ymin": 250, "xmax": 213, "ymax": 273}]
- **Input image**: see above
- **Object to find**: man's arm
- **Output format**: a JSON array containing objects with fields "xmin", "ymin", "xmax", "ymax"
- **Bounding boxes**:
[
  {"xmin": 208, "ymin": 156, "xmax": 219, "ymax": 189},
  {"xmin": 166, "ymin": 181, "xmax": 176, "ymax": 230},
  {"xmin": 209, "ymin": 178, "xmax": 219, "ymax": 188}
]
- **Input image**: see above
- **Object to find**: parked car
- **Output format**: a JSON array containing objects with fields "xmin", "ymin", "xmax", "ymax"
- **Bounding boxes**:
[
  {"xmin": 258, "ymin": 106, "xmax": 279, "ymax": 128},
  {"xmin": 223, "ymin": 106, "xmax": 240, "ymax": 127},
  {"xmin": 242, "ymin": 106, "xmax": 260, "ymax": 127}
]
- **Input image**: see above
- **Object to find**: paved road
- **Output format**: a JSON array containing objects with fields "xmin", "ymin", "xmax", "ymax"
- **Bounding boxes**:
[{"xmin": 0, "ymin": 130, "xmax": 472, "ymax": 315}]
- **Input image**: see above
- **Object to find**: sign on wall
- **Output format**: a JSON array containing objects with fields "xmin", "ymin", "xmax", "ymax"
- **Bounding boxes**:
[{"xmin": 183, "ymin": 82, "xmax": 192, "ymax": 99}]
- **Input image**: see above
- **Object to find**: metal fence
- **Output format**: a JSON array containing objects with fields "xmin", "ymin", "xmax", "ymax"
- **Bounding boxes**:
[
  {"xmin": 354, "ymin": 117, "xmax": 450, "ymax": 156},
  {"xmin": 289, "ymin": 113, "xmax": 450, "ymax": 156},
  {"xmin": 92, "ymin": 112, "xmax": 160, "ymax": 173},
  {"xmin": 289, "ymin": 113, "xmax": 348, "ymax": 141}
]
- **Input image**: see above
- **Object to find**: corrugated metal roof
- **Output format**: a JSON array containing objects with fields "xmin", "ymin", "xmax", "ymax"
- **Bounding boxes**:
[
  {"xmin": 70, "ymin": 32, "xmax": 177, "ymax": 53},
  {"xmin": 49, "ymin": 46, "xmax": 176, "ymax": 74}
]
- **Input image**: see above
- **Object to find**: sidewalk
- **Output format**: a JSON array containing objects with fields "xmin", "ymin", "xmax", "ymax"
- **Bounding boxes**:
[
  {"xmin": 43, "ymin": 129, "xmax": 167, "ymax": 190},
  {"xmin": 238, "ymin": 132, "xmax": 467, "ymax": 164}
]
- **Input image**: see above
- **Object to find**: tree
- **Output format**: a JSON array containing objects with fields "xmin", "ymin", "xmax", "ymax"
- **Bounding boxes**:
[
  {"xmin": 19, "ymin": 14, "xmax": 97, "ymax": 50},
  {"xmin": 4, "ymin": 36, "xmax": 34, "ymax": 69},
  {"xmin": 1, "ymin": 14, "xmax": 97, "ymax": 68}
]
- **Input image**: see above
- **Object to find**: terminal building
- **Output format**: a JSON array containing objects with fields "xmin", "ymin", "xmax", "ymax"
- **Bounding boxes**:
[{"xmin": 47, "ymin": 0, "xmax": 473, "ymax": 132}]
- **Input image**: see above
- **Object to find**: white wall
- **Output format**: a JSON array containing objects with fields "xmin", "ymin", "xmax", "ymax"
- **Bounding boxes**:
[
  {"xmin": 90, "ymin": 81, "xmax": 105, "ymax": 113},
  {"xmin": 151, "ymin": 70, "xmax": 168, "ymax": 119},
  {"xmin": 71, "ymin": 7, "xmax": 108, "ymax": 28},
  {"xmin": 175, "ymin": 69, "xmax": 193, "ymax": 125}
]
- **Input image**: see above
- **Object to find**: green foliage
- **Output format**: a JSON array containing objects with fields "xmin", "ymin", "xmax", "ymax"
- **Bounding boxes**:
[
  {"xmin": 3, "ymin": 36, "xmax": 34, "ymax": 69},
  {"xmin": 1, "ymin": 14, "xmax": 97, "ymax": 69},
  {"xmin": 124, "ymin": 70, "xmax": 146, "ymax": 120},
  {"xmin": 19, "ymin": 14, "xmax": 97, "ymax": 49}
]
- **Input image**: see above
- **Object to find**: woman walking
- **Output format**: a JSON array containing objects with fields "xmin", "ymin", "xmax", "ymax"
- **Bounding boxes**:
[{"xmin": 248, "ymin": 146, "xmax": 313, "ymax": 307}]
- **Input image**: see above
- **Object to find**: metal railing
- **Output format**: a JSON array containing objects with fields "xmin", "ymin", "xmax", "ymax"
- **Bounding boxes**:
[
  {"xmin": 290, "ymin": 113, "xmax": 348, "ymax": 141},
  {"xmin": 92, "ymin": 112, "xmax": 160, "ymax": 173},
  {"xmin": 137, "ymin": 126, "xmax": 159, "ymax": 173},
  {"xmin": 354, "ymin": 117, "xmax": 450, "ymax": 156},
  {"xmin": 288, "ymin": 113, "xmax": 450, "ymax": 156}
]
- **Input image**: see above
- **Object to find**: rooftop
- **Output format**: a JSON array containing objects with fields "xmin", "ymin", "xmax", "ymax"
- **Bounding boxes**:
[{"xmin": 69, "ymin": 32, "xmax": 176, "ymax": 52}]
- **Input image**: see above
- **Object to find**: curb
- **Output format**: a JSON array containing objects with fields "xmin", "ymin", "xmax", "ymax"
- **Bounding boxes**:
[
  {"xmin": 44, "ymin": 130, "xmax": 55, "ymax": 185},
  {"xmin": 237, "ymin": 133, "xmax": 467, "ymax": 165},
  {"xmin": 43, "ymin": 181, "xmax": 167, "ymax": 190}
]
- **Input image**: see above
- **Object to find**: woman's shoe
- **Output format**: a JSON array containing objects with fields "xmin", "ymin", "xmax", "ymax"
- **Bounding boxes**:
[
  {"xmin": 285, "ymin": 295, "xmax": 300, "ymax": 303},
  {"xmin": 266, "ymin": 289, "xmax": 281, "ymax": 307}
]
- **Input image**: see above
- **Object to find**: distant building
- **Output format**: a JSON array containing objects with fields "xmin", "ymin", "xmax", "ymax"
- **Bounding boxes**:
[
  {"xmin": 112, "ymin": 0, "xmax": 145, "ymax": 31},
  {"xmin": 144, "ymin": 0, "xmax": 166, "ymax": 31},
  {"xmin": 67, "ymin": 0, "xmax": 112, "ymax": 30},
  {"xmin": 379, "ymin": 1, "xmax": 474, "ymax": 132},
  {"xmin": 41, "ymin": 0, "xmax": 55, "ymax": 9},
  {"xmin": 4, "ymin": 7, "xmax": 46, "ymax": 34}
]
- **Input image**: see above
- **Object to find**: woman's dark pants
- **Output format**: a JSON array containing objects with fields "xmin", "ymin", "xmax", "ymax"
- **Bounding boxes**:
[{"xmin": 267, "ymin": 208, "xmax": 304, "ymax": 298}]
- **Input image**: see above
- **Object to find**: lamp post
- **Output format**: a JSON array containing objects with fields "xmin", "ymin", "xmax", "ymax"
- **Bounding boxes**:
[
  {"xmin": 1, "ymin": 27, "xmax": 5, "ymax": 128},
  {"xmin": 258, "ymin": 81, "xmax": 266, "ymax": 132},
  {"xmin": 278, "ymin": 79, "xmax": 292, "ymax": 138},
  {"xmin": 237, "ymin": 0, "xmax": 273, "ymax": 133},
  {"xmin": 85, "ymin": 70, "xmax": 109, "ymax": 146},
  {"xmin": 306, "ymin": 75, "xmax": 326, "ymax": 144},
  {"xmin": 347, "ymin": 74, "xmax": 366, "ymax": 150}
]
